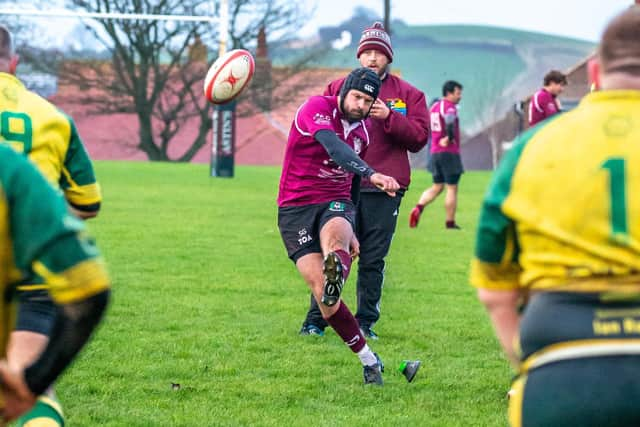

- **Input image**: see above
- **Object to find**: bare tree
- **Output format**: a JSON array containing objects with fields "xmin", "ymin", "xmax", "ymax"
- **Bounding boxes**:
[{"xmin": 45, "ymin": 0, "xmax": 309, "ymax": 161}]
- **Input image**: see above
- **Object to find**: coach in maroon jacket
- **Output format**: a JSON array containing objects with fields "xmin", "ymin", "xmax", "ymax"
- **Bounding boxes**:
[{"xmin": 299, "ymin": 22, "xmax": 430, "ymax": 339}]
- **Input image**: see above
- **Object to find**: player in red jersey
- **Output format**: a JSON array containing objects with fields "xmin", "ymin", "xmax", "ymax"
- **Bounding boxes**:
[
  {"xmin": 410, "ymin": 80, "xmax": 464, "ymax": 230},
  {"xmin": 528, "ymin": 70, "xmax": 567, "ymax": 127},
  {"xmin": 278, "ymin": 68, "xmax": 400, "ymax": 385}
]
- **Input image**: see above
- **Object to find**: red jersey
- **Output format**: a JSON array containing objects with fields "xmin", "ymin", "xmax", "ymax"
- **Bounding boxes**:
[
  {"xmin": 529, "ymin": 88, "xmax": 560, "ymax": 126},
  {"xmin": 277, "ymin": 96, "xmax": 370, "ymax": 207},
  {"xmin": 429, "ymin": 99, "xmax": 460, "ymax": 154}
]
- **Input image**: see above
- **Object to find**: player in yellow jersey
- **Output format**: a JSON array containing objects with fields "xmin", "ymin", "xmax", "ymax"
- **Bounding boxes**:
[
  {"xmin": 0, "ymin": 145, "xmax": 110, "ymax": 422},
  {"xmin": 470, "ymin": 6, "xmax": 640, "ymax": 427},
  {"xmin": 0, "ymin": 25, "xmax": 102, "ymax": 426}
]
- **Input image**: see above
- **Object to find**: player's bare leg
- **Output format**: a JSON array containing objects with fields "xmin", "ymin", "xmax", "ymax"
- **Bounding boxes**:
[
  {"xmin": 7, "ymin": 331, "xmax": 48, "ymax": 372},
  {"xmin": 410, "ymin": 183, "xmax": 444, "ymax": 228},
  {"xmin": 295, "ymin": 217, "xmax": 384, "ymax": 384},
  {"xmin": 444, "ymin": 184, "xmax": 460, "ymax": 229}
]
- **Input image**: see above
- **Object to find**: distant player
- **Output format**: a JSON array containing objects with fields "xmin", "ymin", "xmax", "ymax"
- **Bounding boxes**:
[
  {"xmin": 0, "ymin": 24, "xmax": 101, "ymax": 426},
  {"xmin": 409, "ymin": 80, "xmax": 463, "ymax": 229},
  {"xmin": 278, "ymin": 68, "xmax": 399, "ymax": 384},
  {"xmin": 471, "ymin": 6, "xmax": 640, "ymax": 426},
  {"xmin": 528, "ymin": 70, "xmax": 567, "ymax": 127},
  {"xmin": 0, "ymin": 145, "xmax": 110, "ymax": 422}
]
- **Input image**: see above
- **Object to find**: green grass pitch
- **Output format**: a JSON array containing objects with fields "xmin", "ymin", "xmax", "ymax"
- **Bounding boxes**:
[{"xmin": 57, "ymin": 161, "xmax": 513, "ymax": 426}]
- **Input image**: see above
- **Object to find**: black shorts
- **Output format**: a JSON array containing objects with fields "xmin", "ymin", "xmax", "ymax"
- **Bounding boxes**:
[
  {"xmin": 428, "ymin": 152, "xmax": 464, "ymax": 185},
  {"xmin": 15, "ymin": 289, "xmax": 57, "ymax": 335},
  {"xmin": 509, "ymin": 292, "xmax": 640, "ymax": 427},
  {"xmin": 278, "ymin": 200, "xmax": 356, "ymax": 262}
]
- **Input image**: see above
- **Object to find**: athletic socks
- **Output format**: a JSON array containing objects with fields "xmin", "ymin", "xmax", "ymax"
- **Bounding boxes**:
[
  {"xmin": 325, "ymin": 301, "xmax": 366, "ymax": 353},
  {"xmin": 333, "ymin": 249, "xmax": 352, "ymax": 283},
  {"xmin": 16, "ymin": 395, "xmax": 65, "ymax": 427},
  {"xmin": 357, "ymin": 344, "xmax": 378, "ymax": 367},
  {"xmin": 416, "ymin": 204, "xmax": 425, "ymax": 213}
]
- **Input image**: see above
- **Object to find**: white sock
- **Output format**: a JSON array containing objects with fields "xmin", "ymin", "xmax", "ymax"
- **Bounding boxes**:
[{"xmin": 357, "ymin": 344, "xmax": 377, "ymax": 366}]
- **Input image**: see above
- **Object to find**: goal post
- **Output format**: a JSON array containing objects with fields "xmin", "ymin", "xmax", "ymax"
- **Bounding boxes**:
[{"xmin": 209, "ymin": 0, "xmax": 236, "ymax": 178}]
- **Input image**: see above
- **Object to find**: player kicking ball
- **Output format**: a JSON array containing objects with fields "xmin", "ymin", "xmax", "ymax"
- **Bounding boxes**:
[{"xmin": 277, "ymin": 68, "xmax": 397, "ymax": 384}]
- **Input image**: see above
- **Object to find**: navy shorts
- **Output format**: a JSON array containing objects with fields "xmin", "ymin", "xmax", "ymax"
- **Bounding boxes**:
[
  {"xmin": 509, "ymin": 292, "xmax": 640, "ymax": 427},
  {"xmin": 15, "ymin": 289, "xmax": 57, "ymax": 335},
  {"xmin": 278, "ymin": 200, "xmax": 356, "ymax": 262},
  {"xmin": 428, "ymin": 152, "xmax": 464, "ymax": 185}
]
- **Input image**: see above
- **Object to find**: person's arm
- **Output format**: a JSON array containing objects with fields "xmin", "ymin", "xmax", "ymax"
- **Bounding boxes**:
[
  {"xmin": 315, "ymin": 129, "xmax": 375, "ymax": 177},
  {"xmin": 69, "ymin": 202, "xmax": 101, "ymax": 220},
  {"xmin": 60, "ymin": 114, "xmax": 102, "ymax": 219},
  {"xmin": 470, "ymin": 136, "xmax": 533, "ymax": 370},
  {"xmin": 19, "ymin": 229, "xmax": 111, "ymax": 397},
  {"xmin": 444, "ymin": 113, "xmax": 456, "ymax": 143},
  {"xmin": 23, "ymin": 289, "xmax": 110, "ymax": 395},
  {"xmin": 477, "ymin": 289, "xmax": 521, "ymax": 368},
  {"xmin": 315, "ymin": 130, "xmax": 400, "ymax": 196},
  {"xmin": 379, "ymin": 89, "xmax": 430, "ymax": 152},
  {"xmin": 0, "ymin": 288, "xmax": 109, "ymax": 421}
]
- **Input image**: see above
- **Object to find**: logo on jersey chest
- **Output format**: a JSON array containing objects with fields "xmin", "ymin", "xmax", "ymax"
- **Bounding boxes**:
[{"xmin": 313, "ymin": 112, "xmax": 332, "ymax": 125}]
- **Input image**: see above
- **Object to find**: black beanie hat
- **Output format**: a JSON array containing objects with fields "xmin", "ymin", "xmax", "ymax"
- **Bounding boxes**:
[{"xmin": 339, "ymin": 67, "xmax": 381, "ymax": 101}]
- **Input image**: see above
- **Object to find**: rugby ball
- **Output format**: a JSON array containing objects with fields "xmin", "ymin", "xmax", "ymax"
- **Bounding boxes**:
[{"xmin": 204, "ymin": 49, "xmax": 255, "ymax": 105}]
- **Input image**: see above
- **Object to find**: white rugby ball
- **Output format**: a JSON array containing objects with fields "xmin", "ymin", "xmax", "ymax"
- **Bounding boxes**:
[{"xmin": 204, "ymin": 49, "xmax": 255, "ymax": 105}]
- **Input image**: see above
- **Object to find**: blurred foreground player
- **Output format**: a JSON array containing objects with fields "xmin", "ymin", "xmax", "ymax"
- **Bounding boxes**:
[
  {"xmin": 0, "ymin": 24, "xmax": 102, "ymax": 426},
  {"xmin": 471, "ymin": 6, "xmax": 640, "ymax": 426},
  {"xmin": 0, "ymin": 145, "xmax": 110, "ymax": 422}
]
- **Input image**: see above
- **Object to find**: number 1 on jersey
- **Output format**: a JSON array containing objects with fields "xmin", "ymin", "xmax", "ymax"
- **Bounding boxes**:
[{"xmin": 601, "ymin": 157, "xmax": 627, "ymax": 241}]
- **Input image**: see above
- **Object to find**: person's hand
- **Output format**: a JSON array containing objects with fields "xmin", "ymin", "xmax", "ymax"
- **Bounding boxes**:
[
  {"xmin": 369, "ymin": 173, "xmax": 400, "ymax": 197},
  {"xmin": 0, "ymin": 361, "xmax": 37, "ymax": 422},
  {"xmin": 349, "ymin": 235, "xmax": 360, "ymax": 259},
  {"xmin": 369, "ymin": 98, "xmax": 390, "ymax": 120},
  {"xmin": 438, "ymin": 136, "xmax": 450, "ymax": 147}
]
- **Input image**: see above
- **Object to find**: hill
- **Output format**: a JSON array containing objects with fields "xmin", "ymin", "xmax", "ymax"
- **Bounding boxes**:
[{"xmin": 273, "ymin": 19, "xmax": 595, "ymax": 133}]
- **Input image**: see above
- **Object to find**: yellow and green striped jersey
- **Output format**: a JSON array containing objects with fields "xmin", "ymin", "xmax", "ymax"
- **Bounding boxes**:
[
  {"xmin": 0, "ymin": 72, "xmax": 101, "ymax": 211},
  {"xmin": 0, "ymin": 145, "xmax": 109, "ymax": 355},
  {"xmin": 471, "ymin": 90, "xmax": 640, "ymax": 293}
]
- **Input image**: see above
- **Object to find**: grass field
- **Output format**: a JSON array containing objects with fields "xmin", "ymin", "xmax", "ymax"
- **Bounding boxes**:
[{"xmin": 56, "ymin": 161, "xmax": 513, "ymax": 426}]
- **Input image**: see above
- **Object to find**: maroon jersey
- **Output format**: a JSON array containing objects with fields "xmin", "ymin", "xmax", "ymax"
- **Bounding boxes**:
[
  {"xmin": 529, "ymin": 88, "xmax": 560, "ymax": 126},
  {"xmin": 429, "ymin": 99, "xmax": 460, "ymax": 154},
  {"xmin": 277, "ymin": 96, "xmax": 370, "ymax": 207}
]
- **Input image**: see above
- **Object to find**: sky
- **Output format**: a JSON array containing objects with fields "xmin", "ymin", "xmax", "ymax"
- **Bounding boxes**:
[{"xmin": 300, "ymin": 0, "xmax": 634, "ymax": 42}]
